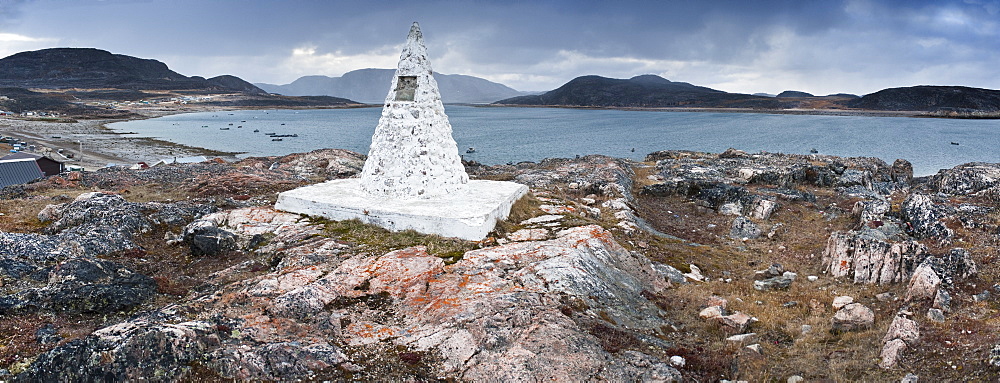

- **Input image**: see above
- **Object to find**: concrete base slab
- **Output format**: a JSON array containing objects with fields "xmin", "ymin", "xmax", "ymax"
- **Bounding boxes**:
[{"xmin": 274, "ymin": 179, "xmax": 528, "ymax": 241}]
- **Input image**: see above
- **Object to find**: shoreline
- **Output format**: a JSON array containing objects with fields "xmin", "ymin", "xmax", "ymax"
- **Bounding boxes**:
[{"xmin": 1, "ymin": 104, "xmax": 375, "ymax": 171}]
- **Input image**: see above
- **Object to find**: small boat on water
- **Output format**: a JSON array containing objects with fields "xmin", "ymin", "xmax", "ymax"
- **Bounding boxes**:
[
  {"xmin": 951, "ymin": 142, "xmax": 960, "ymax": 145},
  {"xmin": 220, "ymin": 127, "xmax": 230, "ymax": 130},
  {"xmin": 201, "ymin": 125, "xmax": 208, "ymax": 128},
  {"xmin": 280, "ymin": 123, "xmax": 286, "ymax": 125},
  {"xmin": 272, "ymin": 138, "xmax": 283, "ymax": 141},
  {"xmin": 237, "ymin": 126, "xmax": 243, "ymax": 128},
  {"xmin": 228, "ymin": 123, "xmax": 233, "ymax": 125},
  {"xmin": 264, "ymin": 132, "xmax": 276, "ymax": 135},
  {"xmin": 253, "ymin": 129, "xmax": 260, "ymax": 132},
  {"xmin": 466, "ymin": 147, "xmax": 476, "ymax": 153},
  {"xmin": 809, "ymin": 148, "xmax": 819, "ymax": 154}
]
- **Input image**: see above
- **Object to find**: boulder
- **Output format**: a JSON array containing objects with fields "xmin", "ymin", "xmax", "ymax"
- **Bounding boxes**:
[
  {"xmin": 0, "ymin": 258, "xmax": 155, "ymax": 315},
  {"xmin": 831, "ymin": 303, "xmax": 875, "ymax": 332},
  {"xmin": 928, "ymin": 162, "xmax": 1000, "ymax": 196},
  {"xmin": 901, "ymin": 194, "xmax": 954, "ymax": 242}
]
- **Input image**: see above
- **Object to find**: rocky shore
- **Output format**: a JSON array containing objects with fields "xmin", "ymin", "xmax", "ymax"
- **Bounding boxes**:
[{"xmin": 2, "ymin": 147, "xmax": 999, "ymax": 381}]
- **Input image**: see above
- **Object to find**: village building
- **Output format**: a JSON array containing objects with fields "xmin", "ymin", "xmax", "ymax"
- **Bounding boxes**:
[
  {"xmin": 1, "ymin": 152, "xmax": 65, "ymax": 176},
  {"xmin": 0, "ymin": 157, "xmax": 45, "ymax": 188}
]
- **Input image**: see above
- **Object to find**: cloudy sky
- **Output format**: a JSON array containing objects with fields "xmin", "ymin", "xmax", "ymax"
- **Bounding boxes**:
[{"xmin": 1, "ymin": 0, "xmax": 999, "ymax": 95}]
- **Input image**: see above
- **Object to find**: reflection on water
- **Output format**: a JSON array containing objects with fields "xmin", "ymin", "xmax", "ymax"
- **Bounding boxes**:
[{"xmin": 108, "ymin": 106, "xmax": 1000, "ymax": 176}]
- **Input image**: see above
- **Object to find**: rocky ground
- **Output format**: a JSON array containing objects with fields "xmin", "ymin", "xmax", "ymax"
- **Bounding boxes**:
[{"xmin": 1, "ymin": 147, "xmax": 999, "ymax": 381}]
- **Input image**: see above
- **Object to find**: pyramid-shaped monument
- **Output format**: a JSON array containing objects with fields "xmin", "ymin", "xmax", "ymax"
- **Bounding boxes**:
[{"xmin": 275, "ymin": 22, "xmax": 527, "ymax": 240}]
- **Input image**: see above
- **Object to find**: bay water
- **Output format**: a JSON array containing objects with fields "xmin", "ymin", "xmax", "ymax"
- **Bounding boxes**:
[{"xmin": 107, "ymin": 106, "xmax": 1000, "ymax": 176}]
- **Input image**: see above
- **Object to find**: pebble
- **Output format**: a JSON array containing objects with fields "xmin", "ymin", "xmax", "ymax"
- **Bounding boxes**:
[
  {"xmin": 669, "ymin": 355, "xmax": 686, "ymax": 367},
  {"xmin": 807, "ymin": 275, "xmax": 818, "ymax": 282}
]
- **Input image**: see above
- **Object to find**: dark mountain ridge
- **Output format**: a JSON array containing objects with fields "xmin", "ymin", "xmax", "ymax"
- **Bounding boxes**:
[
  {"xmin": 496, "ymin": 75, "xmax": 790, "ymax": 108},
  {"xmin": 496, "ymin": 75, "xmax": 1000, "ymax": 115},
  {"xmin": 0, "ymin": 48, "xmax": 266, "ymax": 94},
  {"xmin": 256, "ymin": 68, "xmax": 525, "ymax": 103},
  {"xmin": 849, "ymin": 85, "xmax": 1000, "ymax": 113}
]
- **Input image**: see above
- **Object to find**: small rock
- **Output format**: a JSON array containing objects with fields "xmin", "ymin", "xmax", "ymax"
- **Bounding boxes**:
[
  {"xmin": 876, "ymin": 292, "xmax": 894, "ymax": 302},
  {"xmin": 754, "ymin": 263, "xmax": 784, "ymax": 279},
  {"xmin": 974, "ymin": 290, "xmax": 992, "ymax": 302},
  {"xmin": 782, "ymin": 301, "xmax": 798, "ymax": 308},
  {"xmin": 706, "ymin": 295, "xmax": 728, "ymax": 309},
  {"xmin": 684, "ymin": 264, "xmax": 705, "ymax": 282},
  {"xmin": 987, "ymin": 344, "xmax": 1000, "ymax": 367},
  {"xmin": 927, "ymin": 308, "xmax": 945, "ymax": 322},
  {"xmin": 751, "ymin": 199, "xmax": 778, "ymax": 221},
  {"xmin": 879, "ymin": 339, "xmax": 907, "ymax": 369},
  {"xmin": 35, "ymin": 324, "xmax": 62, "ymax": 345},
  {"xmin": 832, "ymin": 303, "xmax": 874, "ymax": 332},
  {"xmin": 933, "ymin": 289, "xmax": 952, "ymax": 312},
  {"xmin": 900, "ymin": 373, "xmax": 919, "ymax": 383},
  {"xmin": 669, "ymin": 355, "xmax": 685, "ymax": 368},
  {"xmin": 883, "ymin": 316, "xmax": 920, "ymax": 345},
  {"xmin": 719, "ymin": 202, "xmax": 743, "ymax": 216},
  {"xmin": 729, "ymin": 216, "xmax": 761, "ymax": 240},
  {"xmin": 580, "ymin": 197, "xmax": 596, "ymax": 205},
  {"xmin": 726, "ymin": 333, "xmax": 758, "ymax": 343},
  {"xmin": 745, "ymin": 343, "xmax": 763, "ymax": 354},
  {"xmin": 699, "ymin": 306, "xmax": 724, "ymax": 320},
  {"xmin": 807, "ymin": 275, "xmax": 818, "ymax": 282},
  {"xmin": 788, "ymin": 376, "xmax": 805, "ymax": 383},
  {"xmin": 801, "ymin": 325, "xmax": 812, "ymax": 335},
  {"xmin": 717, "ymin": 312, "xmax": 755, "ymax": 333},
  {"xmin": 832, "ymin": 296, "xmax": 854, "ymax": 309}
]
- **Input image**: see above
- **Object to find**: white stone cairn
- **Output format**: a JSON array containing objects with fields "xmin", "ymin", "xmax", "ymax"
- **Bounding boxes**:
[
  {"xmin": 359, "ymin": 22, "xmax": 469, "ymax": 199},
  {"xmin": 275, "ymin": 23, "xmax": 527, "ymax": 240}
]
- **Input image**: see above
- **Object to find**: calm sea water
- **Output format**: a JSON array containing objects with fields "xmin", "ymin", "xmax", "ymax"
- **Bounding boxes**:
[{"xmin": 107, "ymin": 106, "xmax": 1000, "ymax": 176}]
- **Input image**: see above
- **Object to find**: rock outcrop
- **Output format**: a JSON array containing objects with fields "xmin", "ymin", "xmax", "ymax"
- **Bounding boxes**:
[
  {"xmin": 14, "ymin": 206, "xmax": 681, "ymax": 381},
  {"xmin": 823, "ymin": 229, "xmax": 928, "ymax": 284}
]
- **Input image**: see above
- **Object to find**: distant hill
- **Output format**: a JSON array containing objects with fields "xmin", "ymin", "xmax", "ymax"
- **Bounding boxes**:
[
  {"xmin": 776, "ymin": 90, "xmax": 814, "ymax": 98},
  {"xmin": 0, "ymin": 48, "xmax": 266, "ymax": 94},
  {"xmin": 849, "ymin": 85, "xmax": 1000, "ymax": 113},
  {"xmin": 256, "ymin": 68, "xmax": 525, "ymax": 104},
  {"xmin": 495, "ymin": 74, "xmax": 791, "ymax": 108},
  {"xmin": 826, "ymin": 93, "xmax": 860, "ymax": 99}
]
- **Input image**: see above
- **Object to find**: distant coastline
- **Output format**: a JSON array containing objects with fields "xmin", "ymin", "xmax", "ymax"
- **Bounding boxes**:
[{"xmin": 480, "ymin": 104, "xmax": 926, "ymax": 118}]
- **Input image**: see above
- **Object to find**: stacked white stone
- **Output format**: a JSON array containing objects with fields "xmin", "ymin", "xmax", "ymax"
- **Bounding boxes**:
[
  {"xmin": 359, "ymin": 22, "xmax": 469, "ymax": 199},
  {"xmin": 274, "ymin": 22, "xmax": 527, "ymax": 240}
]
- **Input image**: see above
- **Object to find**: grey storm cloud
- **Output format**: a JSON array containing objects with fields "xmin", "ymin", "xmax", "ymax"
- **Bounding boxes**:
[{"xmin": 2, "ymin": 0, "xmax": 1000, "ymax": 94}]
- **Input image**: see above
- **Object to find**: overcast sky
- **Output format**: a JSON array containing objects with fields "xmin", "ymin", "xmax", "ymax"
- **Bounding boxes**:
[{"xmin": 1, "ymin": 0, "xmax": 999, "ymax": 95}]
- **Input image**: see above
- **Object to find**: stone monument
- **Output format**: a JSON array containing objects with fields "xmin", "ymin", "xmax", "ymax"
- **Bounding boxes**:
[{"xmin": 275, "ymin": 22, "xmax": 527, "ymax": 240}]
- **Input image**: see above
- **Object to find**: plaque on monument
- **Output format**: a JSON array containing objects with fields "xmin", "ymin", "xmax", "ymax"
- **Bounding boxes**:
[{"xmin": 275, "ymin": 22, "xmax": 527, "ymax": 240}]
